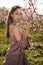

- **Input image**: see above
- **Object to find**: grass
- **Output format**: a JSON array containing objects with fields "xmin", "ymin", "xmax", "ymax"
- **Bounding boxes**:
[{"xmin": 0, "ymin": 56, "xmax": 5, "ymax": 65}]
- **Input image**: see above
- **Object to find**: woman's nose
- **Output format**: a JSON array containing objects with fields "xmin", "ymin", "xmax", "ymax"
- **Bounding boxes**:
[{"xmin": 19, "ymin": 15, "xmax": 22, "ymax": 18}]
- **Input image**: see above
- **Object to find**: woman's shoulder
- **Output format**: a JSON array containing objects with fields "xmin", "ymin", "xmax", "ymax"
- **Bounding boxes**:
[
  {"xmin": 9, "ymin": 24, "xmax": 19, "ymax": 38},
  {"xmin": 9, "ymin": 24, "xmax": 18, "ymax": 31},
  {"xmin": 9, "ymin": 24, "xmax": 16, "ymax": 28},
  {"xmin": 9, "ymin": 23, "xmax": 21, "ymax": 32},
  {"xmin": 9, "ymin": 23, "xmax": 24, "ymax": 36}
]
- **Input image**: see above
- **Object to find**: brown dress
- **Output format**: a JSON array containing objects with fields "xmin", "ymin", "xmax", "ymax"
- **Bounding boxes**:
[{"xmin": 3, "ymin": 25, "xmax": 30, "ymax": 65}]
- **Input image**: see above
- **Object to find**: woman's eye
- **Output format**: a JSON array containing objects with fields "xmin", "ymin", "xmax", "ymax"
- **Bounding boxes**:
[
  {"xmin": 16, "ymin": 13, "xmax": 22, "ymax": 15},
  {"xmin": 19, "ymin": 12, "xmax": 22, "ymax": 15},
  {"xmin": 16, "ymin": 13, "xmax": 18, "ymax": 15}
]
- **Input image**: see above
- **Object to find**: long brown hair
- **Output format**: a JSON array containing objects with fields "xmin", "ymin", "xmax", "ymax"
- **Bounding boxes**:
[{"xmin": 6, "ymin": 6, "xmax": 21, "ymax": 38}]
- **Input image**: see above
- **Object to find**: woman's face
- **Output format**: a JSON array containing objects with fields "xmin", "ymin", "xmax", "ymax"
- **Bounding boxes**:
[{"xmin": 11, "ymin": 8, "xmax": 22, "ymax": 23}]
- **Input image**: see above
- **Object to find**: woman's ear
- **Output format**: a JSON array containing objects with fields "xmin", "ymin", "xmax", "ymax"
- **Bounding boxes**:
[{"xmin": 11, "ymin": 14, "xmax": 13, "ymax": 17}]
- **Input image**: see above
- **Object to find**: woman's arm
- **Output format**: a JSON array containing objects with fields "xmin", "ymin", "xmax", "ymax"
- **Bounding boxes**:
[
  {"xmin": 23, "ymin": 22, "xmax": 32, "ymax": 38},
  {"xmin": 24, "ymin": 28, "xmax": 30, "ymax": 39},
  {"xmin": 9, "ymin": 24, "xmax": 22, "ymax": 42}
]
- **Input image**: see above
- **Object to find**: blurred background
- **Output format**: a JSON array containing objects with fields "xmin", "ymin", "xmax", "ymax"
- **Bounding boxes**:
[{"xmin": 0, "ymin": 0, "xmax": 43, "ymax": 65}]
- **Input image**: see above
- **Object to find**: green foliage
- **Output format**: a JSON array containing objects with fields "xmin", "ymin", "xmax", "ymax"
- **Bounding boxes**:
[
  {"xmin": 0, "ymin": 43, "xmax": 9, "ymax": 56},
  {"xmin": 0, "ymin": 22, "xmax": 10, "ymax": 56},
  {"xmin": 0, "ymin": 21, "xmax": 5, "ymax": 28},
  {"xmin": 29, "ymin": 32, "xmax": 43, "ymax": 42},
  {"xmin": 24, "ymin": 44, "xmax": 43, "ymax": 65},
  {"xmin": 0, "ymin": 56, "xmax": 5, "ymax": 65}
]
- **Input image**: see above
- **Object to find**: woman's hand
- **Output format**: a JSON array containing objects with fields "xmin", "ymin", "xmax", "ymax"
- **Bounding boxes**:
[
  {"xmin": 23, "ymin": 22, "xmax": 32, "ymax": 30},
  {"xmin": 23, "ymin": 22, "xmax": 32, "ymax": 38},
  {"xmin": 19, "ymin": 21, "xmax": 32, "ymax": 30}
]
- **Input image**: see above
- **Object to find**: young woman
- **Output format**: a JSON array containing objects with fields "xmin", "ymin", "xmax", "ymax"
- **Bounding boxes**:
[{"xmin": 3, "ymin": 6, "xmax": 31, "ymax": 65}]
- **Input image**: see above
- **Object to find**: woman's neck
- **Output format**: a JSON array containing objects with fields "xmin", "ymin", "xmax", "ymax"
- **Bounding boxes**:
[{"xmin": 13, "ymin": 22, "xmax": 20, "ymax": 26}]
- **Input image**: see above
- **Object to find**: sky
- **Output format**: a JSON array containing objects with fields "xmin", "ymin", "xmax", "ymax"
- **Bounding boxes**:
[{"xmin": 0, "ymin": 0, "xmax": 43, "ymax": 15}]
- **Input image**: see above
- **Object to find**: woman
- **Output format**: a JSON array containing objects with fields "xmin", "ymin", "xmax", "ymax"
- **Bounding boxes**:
[{"xmin": 3, "ymin": 6, "xmax": 31, "ymax": 65}]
